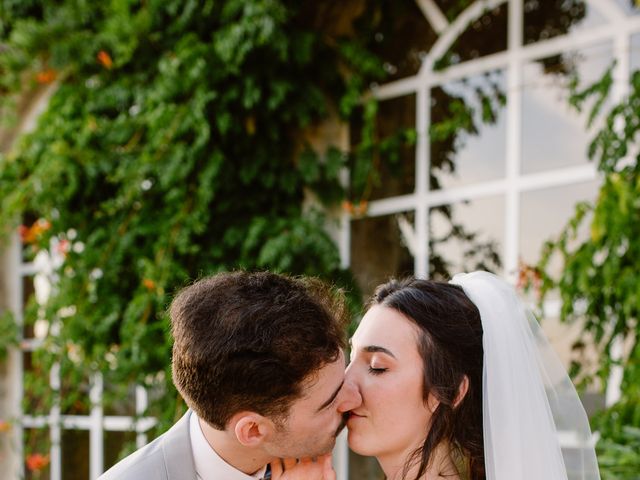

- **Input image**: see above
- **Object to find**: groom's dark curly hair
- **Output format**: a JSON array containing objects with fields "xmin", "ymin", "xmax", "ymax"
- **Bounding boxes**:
[
  {"xmin": 370, "ymin": 278, "xmax": 485, "ymax": 480},
  {"xmin": 170, "ymin": 270, "xmax": 348, "ymax": 429}
]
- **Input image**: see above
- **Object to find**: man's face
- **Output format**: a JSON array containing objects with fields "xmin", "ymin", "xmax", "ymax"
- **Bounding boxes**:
[{"xmin": 264, "ymin": 350, "xmax": 361, "ymax": 458}]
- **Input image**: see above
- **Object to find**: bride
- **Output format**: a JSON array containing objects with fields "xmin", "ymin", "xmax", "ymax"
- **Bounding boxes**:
[
  {"xmin": 344, "ymin": 272, "xmax": 600, "ymax": 480},
  {"xmin": 272, "ymin": 271, "xmax": 600, "ymax": 480}
]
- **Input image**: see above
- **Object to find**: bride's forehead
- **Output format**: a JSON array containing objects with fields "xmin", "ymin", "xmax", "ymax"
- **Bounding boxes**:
[{"xmin": 352, "ymin": 305, "xmax": 417, "ymax": 344}]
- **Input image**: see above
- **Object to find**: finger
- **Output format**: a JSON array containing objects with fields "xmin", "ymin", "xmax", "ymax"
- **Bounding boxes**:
[
  {"xmin": 270, "ymin": 460, "xmax": 283, "ymax": 479},
  {"xmin": 299, "ymin": 457, "xmax": 313, "ymax": 466},
  {"xmin": 321, "ymin": 454, "xmax": 336, "ymax": 480},
  {"xmin": 283, "ymin": 457, "xmax": 297, "ymax": 470}
]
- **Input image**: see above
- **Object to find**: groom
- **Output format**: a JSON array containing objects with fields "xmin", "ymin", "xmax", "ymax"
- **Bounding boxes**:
[{"xmin": 99, "ymin": 271, "xmax": 360, "ymax": 480}]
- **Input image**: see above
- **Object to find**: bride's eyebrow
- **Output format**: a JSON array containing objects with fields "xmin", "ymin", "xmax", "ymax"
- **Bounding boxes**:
[{"xmin": 363, "ymin": 345, "xmax": 396, "ymax": 359}]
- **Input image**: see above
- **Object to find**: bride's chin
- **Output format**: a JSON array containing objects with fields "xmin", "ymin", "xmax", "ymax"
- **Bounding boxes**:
[{"xmin": 347, "ymin": 431, "xmax": 378, "ymax": 457}]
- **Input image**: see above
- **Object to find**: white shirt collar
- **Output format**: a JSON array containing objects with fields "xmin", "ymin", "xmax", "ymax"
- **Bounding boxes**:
[{"xmin": 189, "ymin": 412, "xmax": 268, "ymax": 480}]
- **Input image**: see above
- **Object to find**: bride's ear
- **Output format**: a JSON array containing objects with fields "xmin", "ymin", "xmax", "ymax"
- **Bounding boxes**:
[{"xmin": 453, "ymin": 375, "xmax": 470, "ymax": 408}]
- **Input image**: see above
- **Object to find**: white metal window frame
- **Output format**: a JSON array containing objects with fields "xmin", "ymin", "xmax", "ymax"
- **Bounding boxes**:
[
  {"xmin": 9, "ymin": 244, "xmax": 158, "ymax": 480},
  {"xmin": 338, "ymin": 0, "xmax": 639, "ymax": 279},
  {"xmin": 336, "ymin": 1, "xmax": 639, "ymax": 478}
]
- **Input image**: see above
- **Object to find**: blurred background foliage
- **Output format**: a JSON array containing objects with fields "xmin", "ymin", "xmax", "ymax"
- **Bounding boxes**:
[{"xmin": 538, "ymin": 68, "xmax": 640, "ymax": 479}]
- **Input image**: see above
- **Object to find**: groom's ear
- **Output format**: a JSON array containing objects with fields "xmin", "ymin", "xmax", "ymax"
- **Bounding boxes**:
[
  {"xmin": 232, "ymin": 412, "xmax": 271, "ymax": 446},
  {"xmin": 453, "ymin": 375, "xmax": 470, "ymax": 408}
]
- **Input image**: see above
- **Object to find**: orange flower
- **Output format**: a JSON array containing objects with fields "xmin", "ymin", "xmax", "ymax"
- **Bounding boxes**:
[
  {"xmin": 36, "ymin": 69, "xmax": 57, "ymax": 84},
  {"xmin": 516, "ymin": 260, "xmax": 542, "ymax": 296},
  {"xmin": 142, "ymin": 278, "xmax": 156, "ymax": 291},
  {"xmin": 341, "ymin": 200, "xmax": 368, "ymax": 216},
  {"xmin": 97, "ymin": 50, "xmax": 113, "ymax": 69},
  {"xmin": 18, "ymin": 225, "xmax": 30, "ymax": 242},
  {"xmin": 26, "ymin": 453, "xmax": 50, "ymax": 472},
  {"xmin": 0, "ymin": 420, "xmax": 11, "ymax": 433},
  {"xmin": 18, "ymin": 219, "xmax": 51, "ymax": 244},
  {"xmin": 353, "ymin": 200, "xmax": 368, "ymax": 216}
]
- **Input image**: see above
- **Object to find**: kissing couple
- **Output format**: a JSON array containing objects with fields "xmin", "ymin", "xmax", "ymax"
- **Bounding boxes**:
[{"xmin": 100, "ymin": 270, "xmax": 600, "ymax": 480}]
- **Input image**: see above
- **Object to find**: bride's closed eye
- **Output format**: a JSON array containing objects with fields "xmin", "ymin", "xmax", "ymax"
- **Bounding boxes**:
[{"xmin": 368, "ymin": 366, "xmax": 388, "ymax": 375}]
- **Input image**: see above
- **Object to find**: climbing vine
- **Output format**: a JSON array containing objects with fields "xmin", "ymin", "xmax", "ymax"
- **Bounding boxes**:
[{"xmin": 0, "ymin": 0, "xmax": 390, "ymax": 435}]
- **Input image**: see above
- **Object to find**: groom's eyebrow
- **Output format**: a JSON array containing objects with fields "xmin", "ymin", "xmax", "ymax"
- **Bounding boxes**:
[
  {"xmin": 364, "ymin": 345, "xmax": 396, "ymax": 358},
  {"xmin": 317, "ymin": 380, "xmax": 344, "ymax": 412}
]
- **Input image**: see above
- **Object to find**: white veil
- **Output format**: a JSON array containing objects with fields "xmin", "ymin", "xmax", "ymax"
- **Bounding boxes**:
[{"xmin": 450, "ymin": 272, "xmax": 600, "ymax": 480}]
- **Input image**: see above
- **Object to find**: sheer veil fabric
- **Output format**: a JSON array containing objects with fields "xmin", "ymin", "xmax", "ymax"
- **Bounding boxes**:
[{"xmin": 450, "ymin": 272, "xmax": 600, "ymax": 480}]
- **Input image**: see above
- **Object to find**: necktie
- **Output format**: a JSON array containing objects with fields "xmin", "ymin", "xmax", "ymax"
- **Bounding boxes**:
[{"xmin": 262, "ymin": 464, "xmax": 271, "ymax": 480}]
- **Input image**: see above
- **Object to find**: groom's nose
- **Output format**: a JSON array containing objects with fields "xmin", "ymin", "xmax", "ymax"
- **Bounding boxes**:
[{"xmin": 336, "ymin": 378, "xmax": 362, "ymax": 413}]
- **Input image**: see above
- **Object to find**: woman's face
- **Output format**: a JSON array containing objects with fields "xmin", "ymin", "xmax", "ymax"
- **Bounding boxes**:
[{"xmin": 345, "ymin": 304, "xmax": 435, "ymax": 459}]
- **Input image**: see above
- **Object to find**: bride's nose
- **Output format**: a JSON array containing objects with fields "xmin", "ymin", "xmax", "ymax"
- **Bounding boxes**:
[{"xmin": 336, "ymin": 377, "xmax": 362, "ymax": 413}]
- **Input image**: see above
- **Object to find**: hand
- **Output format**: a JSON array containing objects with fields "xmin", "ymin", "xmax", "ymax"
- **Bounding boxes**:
[{"xmin": 269, "ymin": 454, "xmax": 336, "ymax": 480}]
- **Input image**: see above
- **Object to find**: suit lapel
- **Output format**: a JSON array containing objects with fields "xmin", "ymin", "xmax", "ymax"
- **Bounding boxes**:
[{"xmin": 161, "ymin": 410, "xmax": 197, "ymax": 480}]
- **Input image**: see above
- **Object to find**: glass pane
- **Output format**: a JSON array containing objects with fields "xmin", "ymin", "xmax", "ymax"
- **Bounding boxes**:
[
  {"xmin": 350, "ymin": 94, "xmax": 416, "ymax": 201},
  {"xmin": 431, "ymin": 70, "xmax": 506, "ymax": 189},
  {"xmin": 524, "ymin": 0, "xmax": 604, "ymax": 45},
  {"xmin": 435, "ymin": 0, "xmax": 469, "ymax": 22},
  {"xmin": 364, "ymin": 2, "xmax": 437, "ymax": 81},
  {"xmin": 350, "ymin": 212, "xmax": 415, "ymax": 299},
  {"xmin": 537, "ymin": 314, "xmax": 603, "ymax": 411},
  {"xmin": 429, "ymin": 196, "xmax": 504, "ymax": 280},
  {"xmin": 519, "ymin": 181, "xmax": 599, "ymax": 279},
  {"xmin": 105, "ymin": 431, "xmax": 136, "ymax": 472},
  {"xmin": 521, "ymin": 43, "xmax": 614, "ymax": 175},
  {"xmin": 22, "ymin": 275, "xmax": 35, "ymax": 339},
  {"xmin": 62, "ymin": 429, "xmax": 89, "ymax": 480},
  {"xmin": 23, "ymin": 350, "xmax": 51, "ymax": 416},
  {"xmin": 632, "ymin": 34, "xmax": 640, "ymax": 72},
  {"xmin": 435, "ymin": 3, "xmax": 508, "ymax": 69},
  {"xmin": 60, "ymin": 366, "xmax": 90, "ymax": 416},
  {"xmin": 24, "ymin": 428, "xmax": 51, "ymax": 480},
  {"xmin": 104, "ymin": 382, "xmax": 136, "ymax": 416},
  {"xmin": 613, "ymin": 0, "xmax": 640, "ymax": 15}
]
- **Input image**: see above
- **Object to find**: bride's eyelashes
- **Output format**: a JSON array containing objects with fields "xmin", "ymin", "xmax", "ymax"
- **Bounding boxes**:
[{"xmin": 368, "ymin": 366, "xmax": 388, "ymax": 375}]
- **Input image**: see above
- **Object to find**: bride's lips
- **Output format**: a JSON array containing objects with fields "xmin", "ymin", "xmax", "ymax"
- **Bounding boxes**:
[{"xmin": 347, "ymin": 411, "xmax": 366, "ymax": 421}]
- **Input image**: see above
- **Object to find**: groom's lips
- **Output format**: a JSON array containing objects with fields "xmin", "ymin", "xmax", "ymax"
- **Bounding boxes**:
[
  {"xmin": 347, "ymin": 411, "xmax": 366, "ymax": 421},
  {"xmin": 335, "ymin": 412, "xmax": 350, "ymax": 436}
]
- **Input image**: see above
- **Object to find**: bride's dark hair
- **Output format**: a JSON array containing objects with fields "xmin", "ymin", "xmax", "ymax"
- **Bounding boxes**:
[{"xmin": 370, "ymin": 278, "xmax": 485, "ymax": 480}]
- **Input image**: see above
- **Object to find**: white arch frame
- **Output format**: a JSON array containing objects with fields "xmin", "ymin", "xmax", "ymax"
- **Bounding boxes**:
[
  {"xmin": 338, "ymin": 1, "xmax": 639, "ymax": 477},
  {"xmin": 3, "ymin": 90, "xmax": 158, "ymax": 480},
  {"xmin": 341, "ymin": 0, "xmax": 639, "ymax": 277}
]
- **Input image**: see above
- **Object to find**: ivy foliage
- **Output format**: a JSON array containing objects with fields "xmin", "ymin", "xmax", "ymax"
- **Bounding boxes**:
[
  {"xmin": 0, "ymin": 0, "xmax": 388, "ymax": 427},
  {"xmin": 0, "ymin": 310, "xmax": 18, "ymax": 361},
  {"xmin": 592, "ymin": 398, "xmax": 640, "ymax": 480},
  {"xmin": 538, "ymin": 69, "xmax": 640, "ymax": 478}
]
